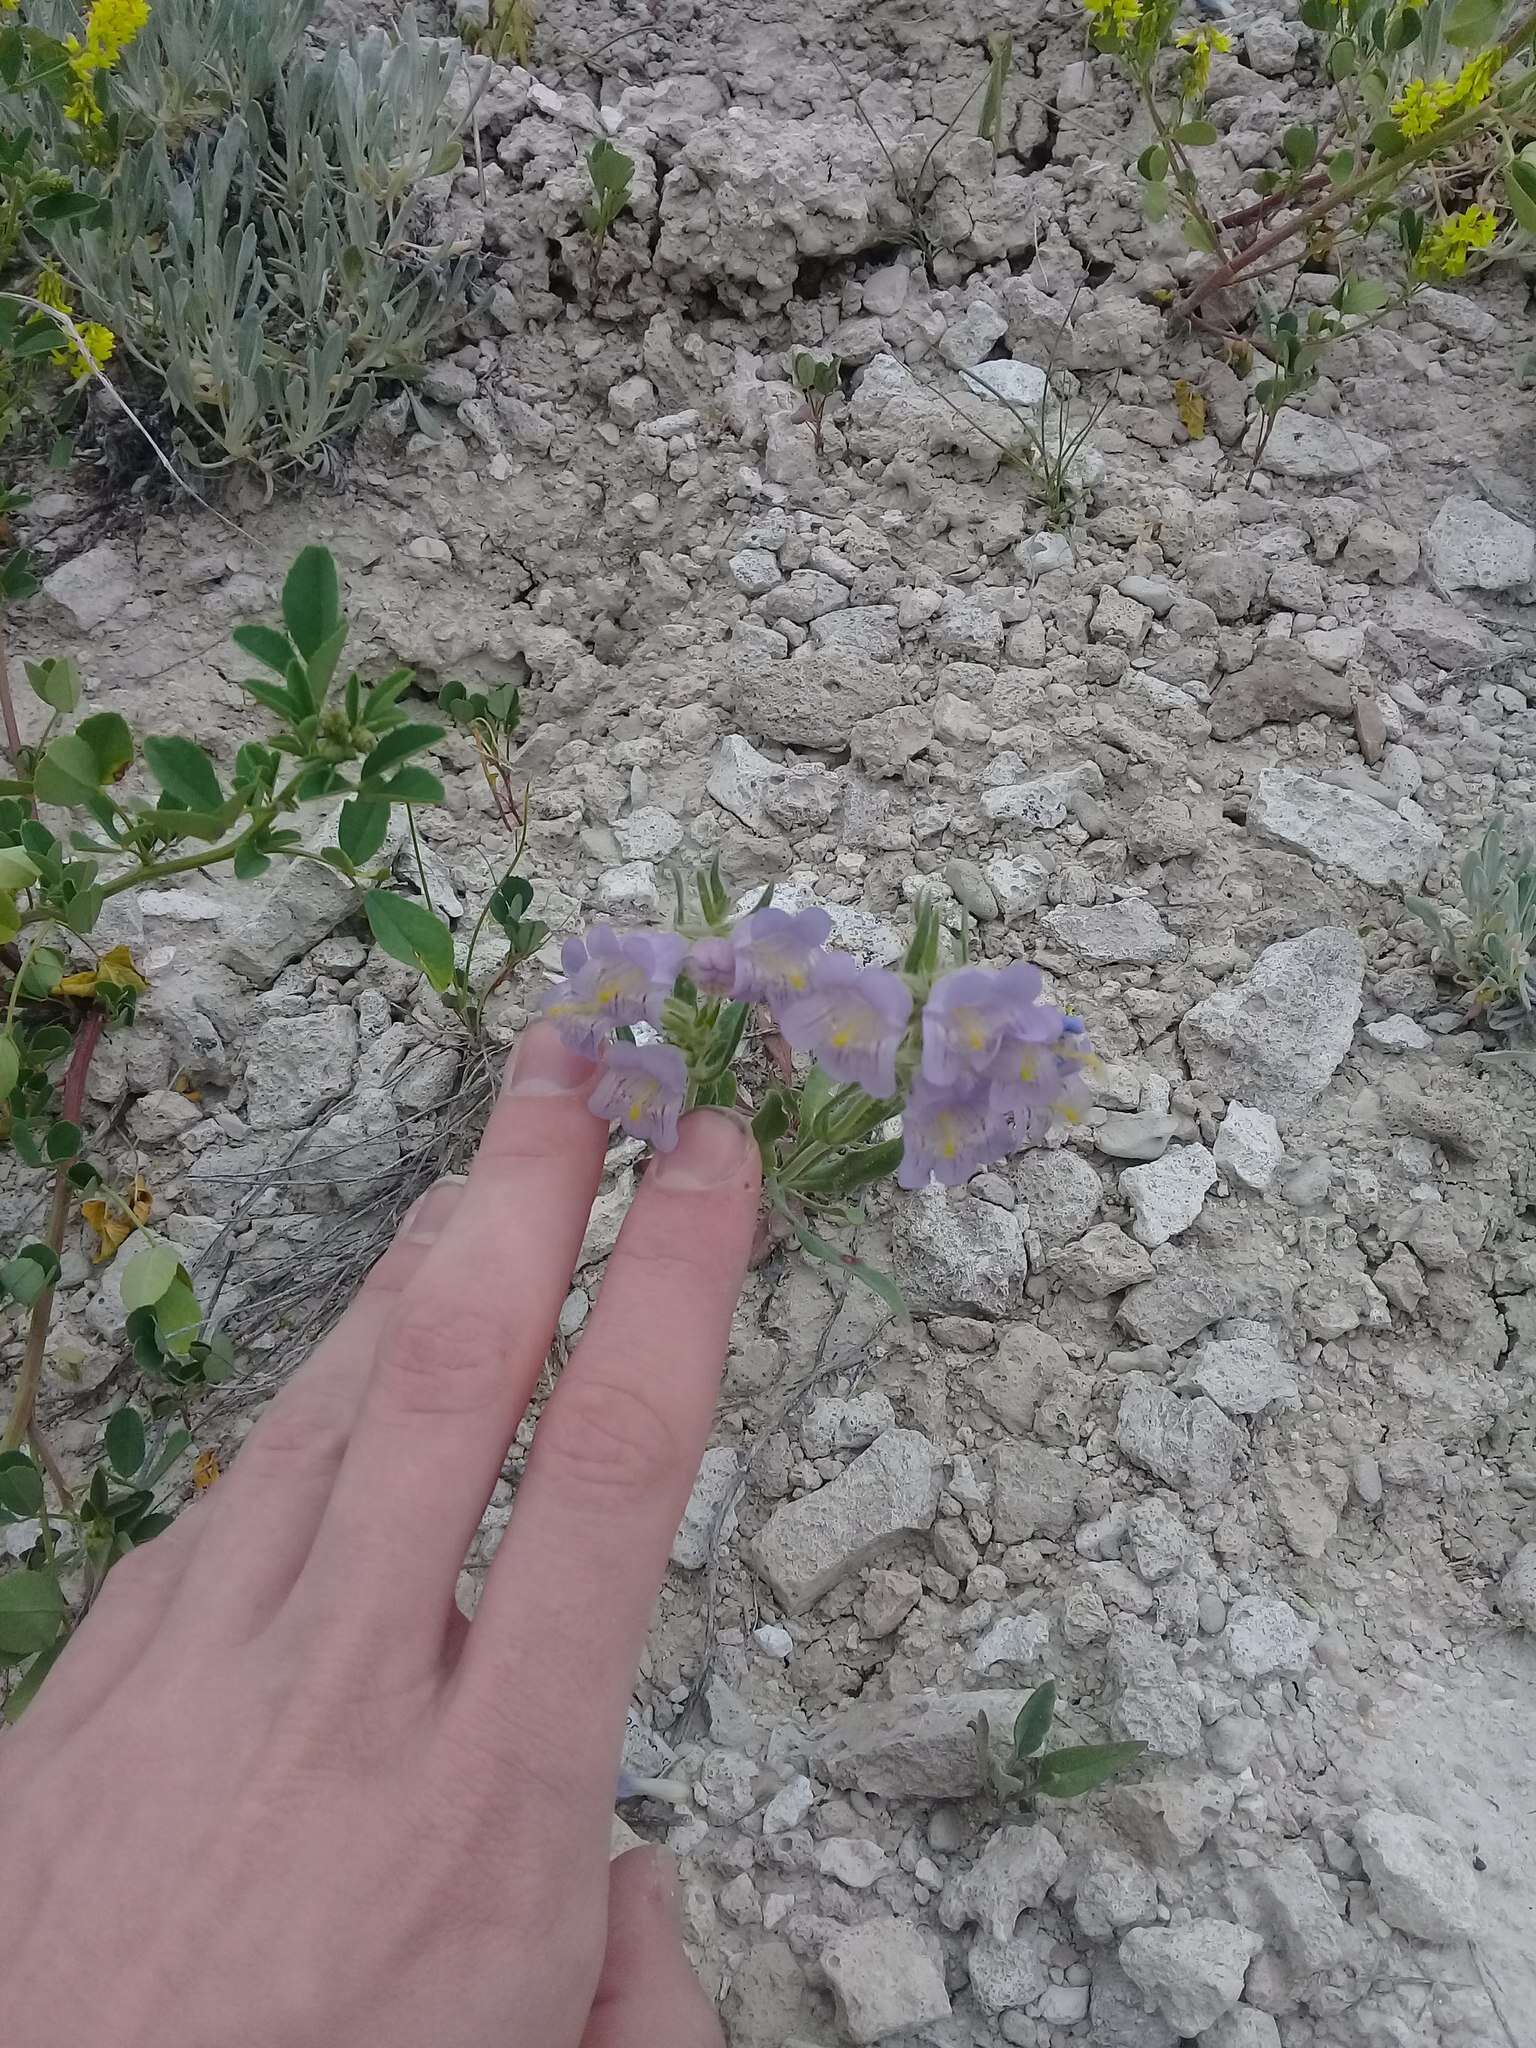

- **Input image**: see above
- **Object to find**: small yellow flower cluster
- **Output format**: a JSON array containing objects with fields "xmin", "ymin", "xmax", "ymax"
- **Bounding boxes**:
[
  {"xmin": 35, "ymin": 266, "xmax": 117, "ymax": 382},
  {"xmin": 1083, "ymin": 0, "xmax": 1143, "ymax": 41},
  {"xmin": 62, "ymin": 0, "xmax": 150, "ymax": 126},
  {"xmin": 1176, "ymin": 25, "xmax": 1231, "ymax": 95},
  {"xmin": 1416, "ymin": 202, "xmax": 1498, "ymax": 277},
  {"xmin": 1393, "ymin": 49, "xmax": 1505, "ymax": 141}
]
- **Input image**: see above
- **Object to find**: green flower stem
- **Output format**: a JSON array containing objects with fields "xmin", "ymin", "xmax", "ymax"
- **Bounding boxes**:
[
  {"xmin": 4, "ymin": 935, "xmax": 49, "ymax": 1038},
  {"xmin": 405, "ymin": 805, "xmax": 434, "ymax": 917},
  {"xmin": 0, "ymin": 1006, "xmax": 104, "ymax": 1455},
  {"xmin": 16, "ymin": 768, "xmax": 311, "ymax": 931}
]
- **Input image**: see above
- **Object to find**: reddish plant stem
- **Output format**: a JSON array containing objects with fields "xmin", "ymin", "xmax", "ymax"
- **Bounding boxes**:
[
  {"xmin": 1221, "ymin": 168, "xmax": 1330, "ymax": 231},
  {"xmin": 1, "ymin": 1008, "xmax": 105, "ymax": 1454},
  {"xmin": 0, "ymin": 611, "xmax": 23, "ymax": 770}
]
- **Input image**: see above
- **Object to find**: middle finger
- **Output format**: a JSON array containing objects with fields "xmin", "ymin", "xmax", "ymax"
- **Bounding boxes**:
[{"xmin": 284, "ymin": 1026, "xmax": 607, "ymax": 1670}]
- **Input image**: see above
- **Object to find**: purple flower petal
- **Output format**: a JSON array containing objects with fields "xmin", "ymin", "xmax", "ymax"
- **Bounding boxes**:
[
  {"xmin": 687, "ymin": 937, "xmax": 738, "ymax": 997},
  {"xmin": 541, "ymin": 924, "xmax": 688, "ymax": 1054},
  {"xmin": 587, "ymin": 1039, "xmax": 688, "ymax": 1150},
  {"xmin": 727, "ymin": 905, "xmax": 833, "ymax": 1010},
  {"xmin": 920, "ymin": 962, "xmax": 1059, "ymax": 1087},
  {"xmin": 897, "ymin": 1077, "xmax": 1013, "ymax": 1189},
  {"xmin": 777, "ymin": 952, "xmax": 913, "ymax": 1097}
]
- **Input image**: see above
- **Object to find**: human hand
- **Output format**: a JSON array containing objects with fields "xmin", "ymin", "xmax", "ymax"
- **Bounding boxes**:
[{"xmin": 0, "ymin": 1024, "xmax": 761, "ymax": 2047}]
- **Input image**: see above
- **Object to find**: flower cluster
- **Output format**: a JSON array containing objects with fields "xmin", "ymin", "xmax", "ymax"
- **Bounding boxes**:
[
  {"xmin": 1393, "ymin": 51, "xmax": 1503, "ymax": 141},
  {"xmin": 539, "ymin": 902, "xmax": 1093, "ymax": 1191},
  {"xmin": 62, "ymin": 0, "xmax": 149, "ymax": 125},
  {"xmin": 1416, "ymin": 202, "xmax": 1499, "ymax": 277},
  {"xmin": 36, "ymin": 268, "xmax": 115, "ymax": 383},
  {"xmin": 1084, "ymin": 0, "xmax": 1143, "ymax": 40},
  {"xmin": 1176, "ymin": 24, "xmax": 1230, "ymax": 96}
]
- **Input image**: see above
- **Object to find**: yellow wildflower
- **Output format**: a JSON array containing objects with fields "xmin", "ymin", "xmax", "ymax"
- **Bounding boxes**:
[
  {"xmin": 1083, "ymin": 0, "xmax": 1142, "ymax": 40},
  {"xmin": 1416, "ymin": 202, "xmax": 1498, "ymax": 277},
  {"xmin": 1451, "ymin": 47, "xmax": 1503, "ymax": 108},
  {"xmin": 34, "ymin": 267, "xmax": 72, "ymax": 316},
  {"xmin": 1392, "ymin": 75, "xmax": 1458, "ymax": 139},
  {"xmin": 1177, "ymin": 25, "xmax": 1231, "ymax": 95},
  {"xmin": 62, "ymin": 0, "xmax": 150, "ymax": 125},
  {"xmin": 65, "ymin": 322, "xmax": 115, "ymax": 379}
]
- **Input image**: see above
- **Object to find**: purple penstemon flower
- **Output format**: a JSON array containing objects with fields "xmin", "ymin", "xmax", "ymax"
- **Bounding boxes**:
[
  {"xmin": 990, "ymin": 1014, "xmax": 1093, "ymax": 1118},
  {"xmin": 898, "ymin": 1076, "xmax": 1013, "ymax": 1189},
  {"xmin": 587, "ymin": 1039, "xmax": 688, "ymax": 1150},
  {"xmin": 725, "ymin": 905, "xmax": 833, "ymax": 1010},
  {"xmin": 687, "ymin": 936, "xmax": 739, "ymax": 997},
  {"xmin": 921, "ymin": 962, "xmax": 1061, "ymax": 1087},
  {"xmin": 541, "ymin": 924, "xmax": 688, "ymax": 1054},
  {"xmin": 777, "ymin": 952, "xmax": 914, "ymax": 1098}
]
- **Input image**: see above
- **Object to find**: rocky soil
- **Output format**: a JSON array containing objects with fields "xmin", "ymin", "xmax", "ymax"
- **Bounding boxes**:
[{"xmin": 7, "ymin": 0, "xmax": 1536, "ymax": 2041}]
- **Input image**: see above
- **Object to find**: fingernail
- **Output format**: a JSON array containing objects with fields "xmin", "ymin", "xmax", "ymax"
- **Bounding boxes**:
[
  {"xmin": 505, "ymin": 1022, "xmax": 593, "ymax": 1100},
  {"xmin": 651, "ymin": 1110, "xmax": 754, "ymax": 1191},
  {"xmin": 401, "ymin": 1176, "xmax": 467, "ymax": 1243}
]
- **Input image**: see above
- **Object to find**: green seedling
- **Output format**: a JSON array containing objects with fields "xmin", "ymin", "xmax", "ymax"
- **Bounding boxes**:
[
  {"xmin": 581, "ymin": 138, "xmax": 635, "ymax": 265},
  {"xmin": 791, "ymin": 350, "xmax": 841, "ymax": 455},
  {"xmin": 978, "ymin": 33, "xmax": 1013, "ymax": 151},
  {"xmin": 468, "ymin": 0, "xmax": 536, "ymax": 67},
  {"xmin": 1409, "ymin": 816, "xmax": 1536, "ymax": 1041},
  {"xmin": 973, "ymin": 1680, "xmax": 1144, "ymax": 1808}
]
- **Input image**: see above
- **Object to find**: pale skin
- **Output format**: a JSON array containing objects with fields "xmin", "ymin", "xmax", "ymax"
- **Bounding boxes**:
[{"xmin": 0, "ymin": 1023, "xmax": 762, "ymax": 2047}]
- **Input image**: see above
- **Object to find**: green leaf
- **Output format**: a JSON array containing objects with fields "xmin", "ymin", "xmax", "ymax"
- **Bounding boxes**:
[
  {"xmin": 1173, "ymin": 120, "xmax": 1219, "ymax": 145},
  {"xmin": 1282, "ymin": 124, "xmax": 1318, "ymax": 171},
  {"xmin": 141, "ymin": 1425, "xmax": 193, "ymax": 1489},
  {"xmin": 1445, "ymin": 0, "xmax": 1501, "ymax": 43},
  {"xmin": 237, "ymin": 675, "xmax": 295, "ymax": 720},
  {"xmin": 1, "ymin": 551, "xmax": 41, "ymax": 602},
  {"xmin": 338, "ymin": 797, "xmax": 389, "ymax": 866},
  {"xmin": 44, "ymin": 1120, "xmax": 80, "ymax": 1163},
  {"xmin": 119, "ymin": 1241, "xmax": 180, "ymax": 1312},
  {"xmin": 282, "ymin": 546, "xmax": 341, "ymax": 660},
  {"xmin": 1182, "ymin": 215, "xmax": 1219, "ymax": 253},
  {"xmin": 1328, "ymin": 147, "xmax": 1356, "ymax": 183},
  {"xmin": 231, "ymin": 845, "xmax": 271, "ymax": 882},
  {"xmin": 3, "ymin": 1639, "xmax": 65, "ymax": 1720},
  {"xmin": 1142, "ymin": 179, "xmax": 1171, "ymax": 223},
  {"xmin": 21, "ymin": 948, "xmax": 65, "ymax": 998},
  {"xmin": 231, "ymin": 623, "xmax": 296, "ymax": 673},
  {"xmin": 75, "ymin": 711, "xmax": 133, "ymax": 784},
  {"xmin": 1385, "ymin": 7, "xmax": 1422, "ymax": 48},
  {"xmin": 1136, "ymin": 143, "xmax": 1169, "ymax": 182},
  {"xmin": 1371, "ymin": 117, "xmax": 1406, "ymax": 157},
  {"xmin": 359, "ymin": 724, "xmax": 444, "ymax": 783},
  {"xmin": 32, "ymin": 733, "xmax": 102, "ymax": 807},
  {"xmin": 752, "ymin": 1091, "xmax": 792, "ymax": 1151},
  {"xmin": 143, "ymin": 736, "xmax": 223, "ymax": 812},
  {"xmin": 364, "ymin": 890, "xmax": 456, "ymax": 992},
  {"xmin": 1013, "ymin": 1679, "xmax": 1058, "ymax": 1759},
  {"xmin": 1036, "ymin": 1741, "xmax": 1146, "ymax": 1800},
  {"xmin": 24, "ymin": 656, "xmax": 79, "ymax": 713},
  {"xmin": 31, "ymin": 189, "xmax": 101, "ymax": 225},
  {"xmin": 0, "ymin": 1452, "xmax": 43, "ymax": 1518},
  {"xmin": 0, "ymin": 1567, "xmax": 66, "ymax": 1660},
  {"xmin": 369, "ymin": 768, "xmax": 443, "ymax": 806},
  {"xmin": 104, "ymin": 1405, "xmax": 146, "ymax": 1479},
  {"xmin": 1504, "ymin": 162, "xmax": 1536, "ymax": 234},
  {"xmin": 0, "ymin": 1035, "xmax": 18, "ymax": 1101},
  {"xmin": 151, "ymin": 1276, "xmax": 202, "ymax": 1358},
  {"xmin": 0, "ymin": 847, "xmax": 38, "ymax": 890},
  {"xmin": 1328, "ymin": 35, "xmax": 1359, "ymax": 77},
  {"xmin": 1340, "ymin": 276, "xmax": 1391, "ymax": 316}
]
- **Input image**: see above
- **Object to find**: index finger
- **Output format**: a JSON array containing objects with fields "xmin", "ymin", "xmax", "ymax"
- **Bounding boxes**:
[{"xmin": 447, "ymin": 1108, "xmax": 759, "ymax": 1796}]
